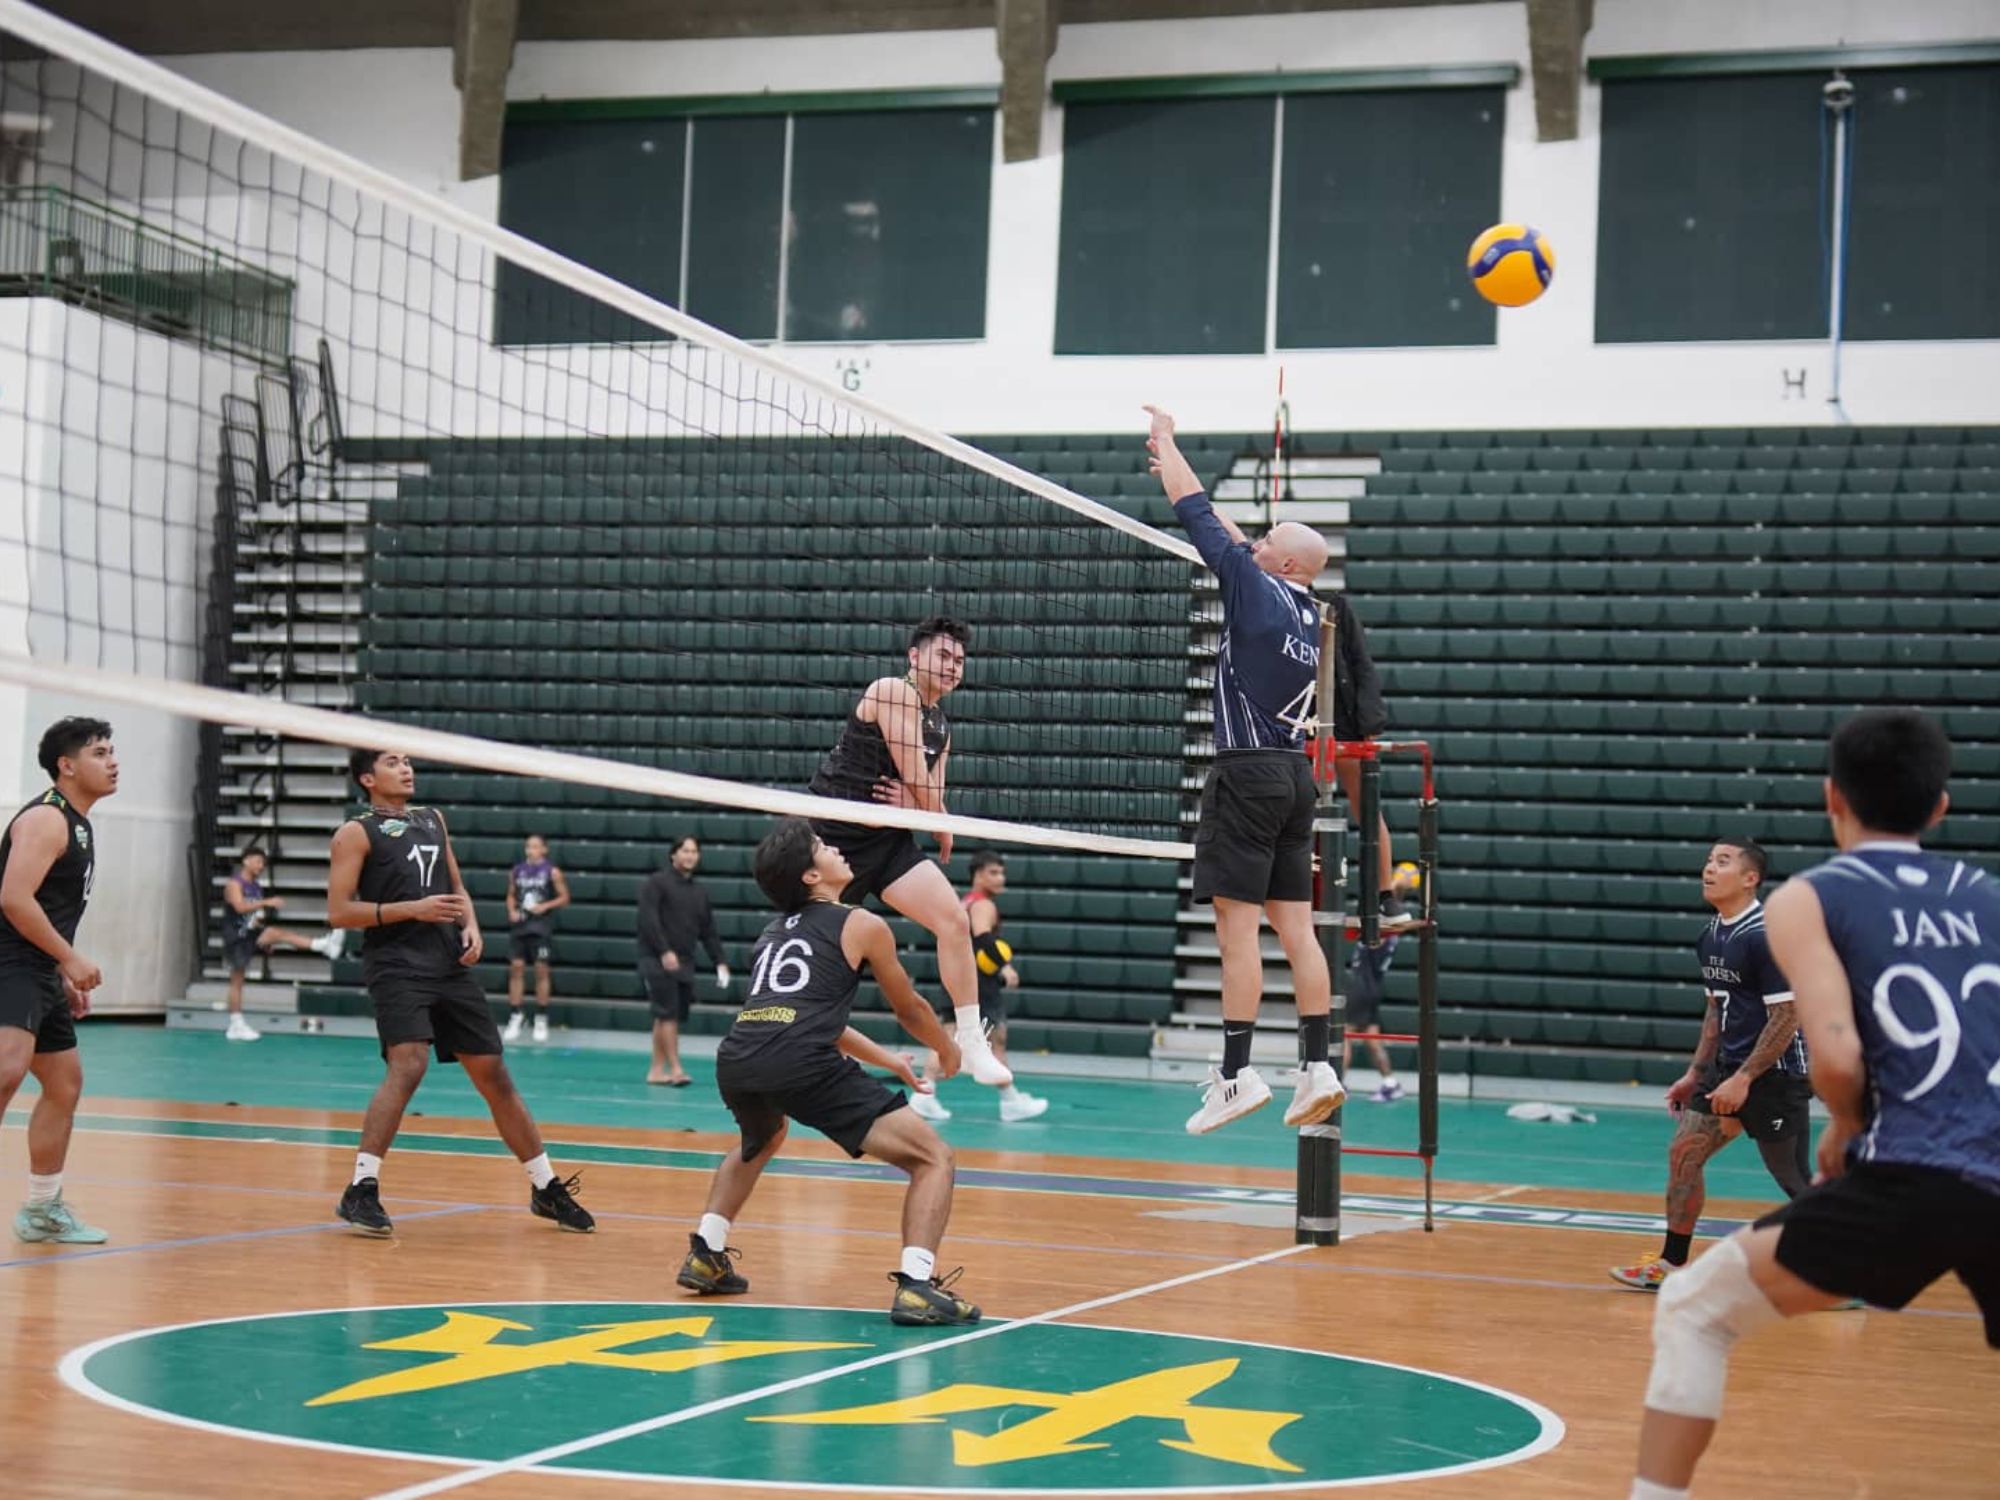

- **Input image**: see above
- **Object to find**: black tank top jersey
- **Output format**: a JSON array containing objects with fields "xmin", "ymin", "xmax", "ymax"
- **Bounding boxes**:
[
  {"xmin": 808, "ymin": 683, "xmax": 950, "ymax": 804},
  {"xmin": 718, "ymin": 902, "xmax": 862, "ymax": 1068},
  {"xmin": 351, "ymin": 806, "xmax": 462, "ymax": 981},
  {"xmin": 0, "ymin": 790, "xmax": 96, "ymax": 972}
]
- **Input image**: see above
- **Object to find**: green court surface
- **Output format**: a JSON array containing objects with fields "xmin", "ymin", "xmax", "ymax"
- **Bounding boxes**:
[{"xmin": 53, "ymin": 1023, "xmax": 1795, "ymax": 1202}]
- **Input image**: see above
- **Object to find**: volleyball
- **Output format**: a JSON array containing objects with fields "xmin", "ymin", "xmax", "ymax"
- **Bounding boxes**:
[
  {"xmin": 976, "ymin": 937, "xmax": 1014, "ymax": 976},
  {"xmin": 1467, "ymin": 223, "xmax": 1555, "ymax": 307}
]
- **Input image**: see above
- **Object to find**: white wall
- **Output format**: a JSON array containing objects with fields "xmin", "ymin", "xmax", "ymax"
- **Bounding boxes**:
[
  {"xmin": 0, "ymin": 299, "xmax": 242, "ymax": 1011},
  {"xmin": 148, "ymin": 0, "xmax": 2000, "ymax": 439}
]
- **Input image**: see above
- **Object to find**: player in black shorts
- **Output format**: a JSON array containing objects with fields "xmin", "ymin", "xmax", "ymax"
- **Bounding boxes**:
[
  {"xmin": 675, "ymin": 817, "xmax": 980, "ymax": 1326},
  {"xmin": 1614, "ymin": 839, "xmax": 1813, "ymax": 1292},
  {"xmin": 807, "ymin": 616, "xmax": 1012, "ymax": 1095},
  {"xmin": 1148, "ymin": 405, "xmax": 1345, "ymax": 1135},
  {"xmin": 1634, "ymin": 711, "xmax": 2000, "ymax": 1498},
  {"xmin": 1, "ymin": 718, "xmax": 116, "ymax": 1245},
  {"xmin": 502, "ymin": 834, "xmax": 569, "ymax": 1044},
  {"xmin": 326, "ymin": 750, "xmax": 592, "ymax": 1237},
  {"xmin": 636, "ymin": 835, "xmax": 731, "ymax": 1086}
]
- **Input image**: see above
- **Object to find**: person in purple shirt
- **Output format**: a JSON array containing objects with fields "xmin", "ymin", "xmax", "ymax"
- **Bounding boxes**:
[
  {"xmin": 1146, "ymin": 403, "xmax": 1346, "ymax": 1137},
  {"xmin": 502, "ymin": 834, "xmax": 569, "ymax": 1044}
]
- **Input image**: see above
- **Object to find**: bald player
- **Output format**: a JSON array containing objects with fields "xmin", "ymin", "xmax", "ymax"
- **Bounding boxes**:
[{"xmin": 1146, "ymin": 404, "xmax": 1345, "ymax": 1135}]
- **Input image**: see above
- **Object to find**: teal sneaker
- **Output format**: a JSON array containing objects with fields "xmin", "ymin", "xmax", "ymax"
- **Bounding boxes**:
[{"xmin": 14, "ymin": 1197, "xmax": 109, "ymax": 1244}]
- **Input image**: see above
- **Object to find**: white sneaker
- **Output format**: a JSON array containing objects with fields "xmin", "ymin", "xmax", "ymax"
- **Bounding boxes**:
[
  {"xmin": 1186, "ymin": 1066, "xmax": 1272, "ymax": 1135},
  {"xmin": 502, "ymin": 1012, "xmax": 524, "ymax": 1042},
  {"xmin": 225, "ymin": 1015, "xmax": 261, "ymax": 1043},
  {"xmin": 532, "ymin": 1014, "xmax": 549, "ymax": 1043},
  {"xmin": 955, "ymin": 1019, "xmax": 1013, "ymax": 1088},
  {"xmin": 909, "ymin": 1089, "xmax": 951, "ymax": 1122},
  {"xmin": 999, "ymin": 1090, "xmax": 1048, "ymax": 1123},
  {"xmin": 1284, "ymin": 1061, "xmax": 1347, "ymax": 1126},
  {"xmin": 310, "ymin": 931, "xmax": 344, "ymax": 959}
]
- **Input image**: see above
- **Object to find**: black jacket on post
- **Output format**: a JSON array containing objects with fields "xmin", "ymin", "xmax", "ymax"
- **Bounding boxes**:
[
  {"xmin": 636, "ymin": 868, "xmax": 725, "ymax": 968},
  {"xmin": 1329, "ymin": 591, "xmax": 1389, "ymax": 741}
]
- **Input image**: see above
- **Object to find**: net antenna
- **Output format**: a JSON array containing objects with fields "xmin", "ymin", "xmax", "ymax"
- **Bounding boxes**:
[{"xmin": 0, "ymin": 0, "xmax": 1201, "ymax": 862}]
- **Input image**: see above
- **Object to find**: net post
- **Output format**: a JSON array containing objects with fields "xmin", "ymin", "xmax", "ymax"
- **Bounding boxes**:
[
  {"xmin": 1357, "ymin": 754, "xmax": 1381, "ymax": 950},
  {"xmin": 1298, "ymin": 607, "xmax": 1343, "ymax": 1248},
  {"xmin": 1417, "ymin": 792, "xmax": 1441, "ymax": 1232}
]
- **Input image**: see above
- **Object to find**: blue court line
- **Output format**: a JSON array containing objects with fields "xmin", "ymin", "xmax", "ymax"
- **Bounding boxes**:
[
  {"xmin": 62, "ymin": 1110, "xmax": 1761, "ymax": 1240},
  {"xmin": 0, "ymin": 1204, "xmax": 483, "ymax": 1270}
]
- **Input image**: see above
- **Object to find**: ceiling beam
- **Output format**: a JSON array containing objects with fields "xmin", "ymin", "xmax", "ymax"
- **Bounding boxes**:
[
  {"xmin": 995, "ymin": 0, "xmax": 1060, "ymax": 162},
  {"xmin": 454, "ymin": 0, "xmax": 519, "ymax": 180},
  {"xmin": 1525, "ymin": 0, "xmax": 1591, "ymax": 142}
]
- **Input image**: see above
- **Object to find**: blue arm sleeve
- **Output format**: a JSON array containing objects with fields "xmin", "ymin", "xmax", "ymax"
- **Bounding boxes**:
[{"xmin": 1172, "ymin": 491, "xmax": 1256, "ymax": 600}]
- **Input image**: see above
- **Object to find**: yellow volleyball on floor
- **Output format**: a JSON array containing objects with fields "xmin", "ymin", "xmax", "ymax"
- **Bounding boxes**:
[{"xmin": 1467, "ymin": 223, "xmax": 1555, "ymax": 307}]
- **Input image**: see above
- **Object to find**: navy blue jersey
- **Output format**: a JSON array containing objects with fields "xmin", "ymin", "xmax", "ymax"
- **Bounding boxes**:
[
  {"xmin": 222, "ymin": 875, "xmax": 267, "ymax": 943},
  {"xmin": 1175, "ymin": 492, "xmax": 1321, "ymax": 753},
  {"xmin": 1698, "ymin": 900, "xmax": 1807, "ymax": 1076},
  {"xmin": 511, "ymin": 859, "xmax": 558, "ymax": 936},
  {"xmin": 1799, "ymin": 843, "xmax": 2000, "ymax": 1194}
]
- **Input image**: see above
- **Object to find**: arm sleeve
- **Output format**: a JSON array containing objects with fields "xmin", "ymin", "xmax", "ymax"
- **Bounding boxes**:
[
  {"xmin": 1755, "ymin": 931, "xmax": 1795, "ymax": 1003},
  {"xmin": 699, "ymin": 892, "xmax": 725, "ymax": 967},
  {"xmin": 636, "ymin": 876, "xmax": 667, "ymax": 956},
  {"xmin": 973, "ymin": 930, "xmax": 1007, "ymax": 969},
  {"xmin": 1172, "ymin": 492, "xmax": 1256, "ymax": 602}
]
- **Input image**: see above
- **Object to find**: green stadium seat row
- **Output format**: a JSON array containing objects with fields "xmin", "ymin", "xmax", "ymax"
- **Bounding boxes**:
[
  {"xmin": 1355, "ymin": 487, "xmax": 1986, "ymax": 525},
  {"xmin": 363, "ymin": 615, "xmax": 1191, "ymax": 662},
  {"xmin": 397, "ymin": 470, "xmax": 1175, "ymax": 509},
  {"xmin": 1370, "ymin": 629, "xmax": 2000, "ymax": 672},
  {"xmin": 381, "ymin": 657, "xmax": 1187, "ymax": 709},
  {"xmin": 364, "ymin": 553, "xmax": 1189, "ymax": 596},
  {"xmin": 372, "ymin": 521, "xmax": 1163, "ymax": 566},
  {"xmin": 1381, "ymin": 445, "xmax": 2000, "ymax": 477},
  {"xmin": 1290, "ymin": 426, "xmax": 1999, "ymax": 452},
  {"xmin": 1350, "ymin": 523, "xmax": 2000, "ymax": 564},
  {"xmin": 1388, "ymin": 695, "xmax": 2000, "ymax": 742},
  {"xmin": 1438, "ymin": 766, "xmax": 1826, "ymax": 809},
  {"xmin": 354, "ymin": 687, "xmax": 1185, "ymax": 762},
  {"xmin": 1345, "ymin": 558, "xmax": 2000, "ymax": 598},
  {"xmin": 1362, "ymin": 469, "xmax": 1995, "ymax": 501},
  {"xmin": 362, "ymin": 583, "xmax": 1191, "ymax": 627},
  {"xmin": 1386, "ymin": 662, "xmax": 2000, "ymax": 706},
  {"xmin": 1435, "ymin": 801, "xmax": 1842, "ymax": 846},
  {"xmin": 1367, "ymin": 592, "xmax": 1998, "ymax": 634}
]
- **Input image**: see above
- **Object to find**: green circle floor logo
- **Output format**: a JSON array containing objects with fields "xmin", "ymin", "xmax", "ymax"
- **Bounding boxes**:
[{"xmin": 63, "ymin": 1301, "xmax": 1563, "ymax": 1491}]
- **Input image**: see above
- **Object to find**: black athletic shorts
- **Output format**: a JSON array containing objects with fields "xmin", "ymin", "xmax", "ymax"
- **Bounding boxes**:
[
  {"xmin": 1689, "ymin": 1064, "xmax": 1813, "ymax": 1143},
  {"xmin": 642, "ymin": 962, "xmax": 696, "ymax": 1023},
  {"xmin": 809, "ymin": 816, "xmax": 930, "ymax": 905},
  {"xmin": 509, "ymin": 926, "xmax": 553, "ymax": 964},
  {"xmin": 1191, "ymin": 750, "xmax": 1317, "ymax": 906},
  {"xmin": 1345, "ymin": 939, "xmax": 1397, "ymax": 1031},
  {"xmin": 718, "ymin": 1050, "xmax": 907, "ymax": 1160},
  {"xmin": 369, "ymin": 968, "xmax": 503, "ymax": 1062},
  {"xmin": 1759, "ymin": 1163, "xmax": 2000, "ymax": 1344},
  {"xmin": 223, "ymin": 933, "xmax": 261, "ymax": 973},
  {"xmin": 0, "ymin": 967, "xmax": 76, "ymax": 1054}
]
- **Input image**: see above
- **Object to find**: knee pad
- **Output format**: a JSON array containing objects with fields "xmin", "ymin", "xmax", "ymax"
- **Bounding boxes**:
[{"xmin": 1644, "ymin": 1237, "xmax": 1781, "ymax": 1419}]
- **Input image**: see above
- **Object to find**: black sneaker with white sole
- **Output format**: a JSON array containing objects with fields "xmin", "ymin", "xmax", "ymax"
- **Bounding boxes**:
[{"xmin": 337, "ymin": 1177, "xmax": 393, "ymax": 1237}]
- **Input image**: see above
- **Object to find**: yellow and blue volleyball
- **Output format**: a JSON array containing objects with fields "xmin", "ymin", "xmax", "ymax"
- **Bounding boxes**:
[
  {"xmin": 1466, "ymin": 223, "xmax": 1555, "ymax": 307},
  {"xmin": 976, "ymin": 938, "xmax": 1013, "ymax": 976}
]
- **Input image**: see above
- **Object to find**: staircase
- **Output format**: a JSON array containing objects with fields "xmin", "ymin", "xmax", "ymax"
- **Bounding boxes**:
[
  {"xmin": 174, "ymin": 345, "xmax": 401, "ymax": 1031},
  {"xmin": 1155, "ymin": 442, "xmax": 1381, "ymax": 1068}
]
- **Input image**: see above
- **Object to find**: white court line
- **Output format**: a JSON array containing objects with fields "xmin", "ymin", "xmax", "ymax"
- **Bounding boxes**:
[{"xmin": 366, "ymin": 1241, "xmax": 1315, "ymax": 1500}]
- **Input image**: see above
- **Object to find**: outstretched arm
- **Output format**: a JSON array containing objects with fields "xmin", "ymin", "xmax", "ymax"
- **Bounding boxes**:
[{"xmin": 837, "ymin": 1027, "xmax": 927, "ymax": 1092}]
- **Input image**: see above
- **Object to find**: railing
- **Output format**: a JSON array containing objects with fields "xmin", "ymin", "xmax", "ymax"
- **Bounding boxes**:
[{"xmin": 0, "ymin": 183, "xmax": 294, "ymax": 362}]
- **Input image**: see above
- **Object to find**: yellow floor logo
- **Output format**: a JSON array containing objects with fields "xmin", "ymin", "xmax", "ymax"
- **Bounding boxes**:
[{"xmin": 63, "ymin": 1302, "xmax": 1563, "ymax": 1491}]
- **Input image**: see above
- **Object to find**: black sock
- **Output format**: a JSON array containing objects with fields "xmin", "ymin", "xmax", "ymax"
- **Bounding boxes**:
[
  {"xmin": 1299, "ymin": 1014, "xmax": 1330, "ymax": 1064},
  {"xmin": 1221, "ymin": 1022, "xmax": 1254, "ymax": 1080},
  {"xmin": 1662, "ymin": 1230, "xmax": 1693, "ymax": 1267}
]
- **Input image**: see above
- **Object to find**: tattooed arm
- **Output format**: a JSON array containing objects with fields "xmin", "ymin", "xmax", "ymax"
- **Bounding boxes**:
[
  {"xmin": 1733, "ymin": 1001, "xmax": 1800, "ymax": 1082},
  {"xmin": 1666, "ymin": 996, "xmax": 1720, "ymax": 1113}
]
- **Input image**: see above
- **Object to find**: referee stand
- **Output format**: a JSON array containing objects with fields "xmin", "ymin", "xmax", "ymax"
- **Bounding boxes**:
[{"xmin": 1298, "ymin": 611, "xmax": 1441, "ymax": 1246}]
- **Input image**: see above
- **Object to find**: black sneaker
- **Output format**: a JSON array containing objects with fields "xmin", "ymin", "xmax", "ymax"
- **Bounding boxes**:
[
  {"xmin": 337, "ymin": 1177, "xmax": 393, "ymax": 1237},
  {"xmin": 888, "ymin": 1268, "xmax": 982, "ymax": 1326},
  {"xmin": 676, "ymin": 1232, "xmax": 749, "ymax": 1295},
  {"xmin": 530, "ymin": 1173, "xmax": 595, "ymax": 1233},
  {"xmin": 1378, "ymin": 891, "xmax": 1416, "ymax": 929}
]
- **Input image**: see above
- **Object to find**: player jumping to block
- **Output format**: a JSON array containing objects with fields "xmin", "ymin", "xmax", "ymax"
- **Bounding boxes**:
[
  {"xmin": 1631, "ymin": 709, "xmax": 2000, "ymax": 1499},
  {"xmin": 675, "ymin": 817, "xmax": 981, "ymax": 1326},
  {"xmin": 808, "ymin": 616, "xmax": 1013, "ymax": 1095},
  {"xmin": 1146, "ymin": 404, "xmax": 1345, "ymax": 1135}
]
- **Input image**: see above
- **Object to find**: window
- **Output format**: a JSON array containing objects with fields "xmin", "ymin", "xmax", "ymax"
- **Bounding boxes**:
[{"xmin": 494, "ymin": 95, "xmax": 996, "ymax": 347}]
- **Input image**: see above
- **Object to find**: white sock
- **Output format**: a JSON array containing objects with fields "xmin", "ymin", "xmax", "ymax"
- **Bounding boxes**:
[
  {"xmin": 353, "ymin": 1152, "xmax": 383, "ymax": 1185},
  {"xmin": 953, "ymin": 1006, "xmax": 982, "ymax": 1035},
  {"xmin": 698, "ymin": 1213, "xmax": 731, "ymax": 1253},
  {"xmin": 900, "ymin": 1246, "xmax": 937, "ymax": 1282},
  {"xmin": 523, "ymin": 1152, "xmax": 557, "ymax": 1189},
  {"xmin": 1381, "ymin": 1074, "xmax": 1399, "ymax": 1088},
  {"xmin": 1629, "ymin": 1481, "xmax": 1688, "ymax": 1500},
  {"xmin": 26, "ymin": 1172, "xmax": 61, "ymax": 1207}
]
